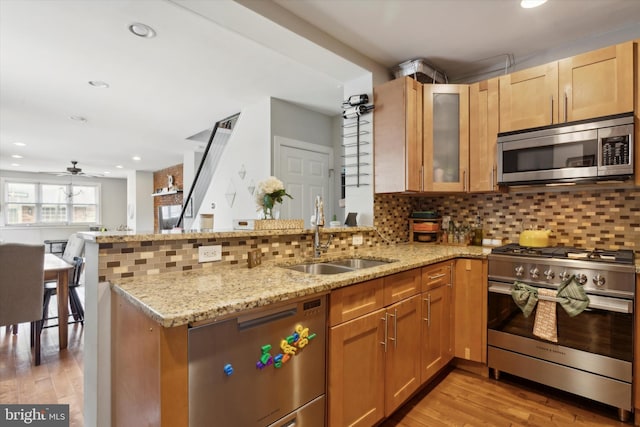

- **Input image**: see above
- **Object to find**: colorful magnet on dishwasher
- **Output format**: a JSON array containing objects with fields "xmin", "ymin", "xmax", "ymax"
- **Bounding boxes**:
[
  {"xmin": 257, "ymin": 343, "xmax": 273, "ymax": 369},
  {"xmin": 223, "ymin": 363, "xmax": 234, "ymax": 376},
  {"xmin": 273, "ymin": 354, "xmax": 283, "ymax": 368}
]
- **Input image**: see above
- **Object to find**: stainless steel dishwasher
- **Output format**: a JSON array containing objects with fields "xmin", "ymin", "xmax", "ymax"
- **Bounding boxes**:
[{"xmin": 188, "ymin": 294, "xmax": 327, "ymax": 427}]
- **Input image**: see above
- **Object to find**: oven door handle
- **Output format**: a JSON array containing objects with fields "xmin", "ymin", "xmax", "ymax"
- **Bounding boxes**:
[
  {"xmin": 488, "ymin": 282, "xmax": 633, "ymax": 314},
  {"xmin": 585, "ymin": 294, "xmax": 633, "ymax": 314},
  {"xmin": 488, "ymin": 283, "xmax": 514, "ymax": 295}
]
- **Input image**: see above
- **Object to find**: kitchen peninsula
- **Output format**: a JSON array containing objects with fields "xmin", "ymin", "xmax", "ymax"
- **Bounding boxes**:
[
  {"xmin": 80, "ymin": 227, "xmax": 488, "ymax": 426},
  {"xmin": 82, "ymin": 226, "xmax": 640, "ymax": 426}
]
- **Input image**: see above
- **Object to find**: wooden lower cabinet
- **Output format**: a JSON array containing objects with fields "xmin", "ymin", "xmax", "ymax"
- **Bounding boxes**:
[
  {"xmin": 454, "ymin": 258, "xmax": 488, "ymax": 363},
  {"xmin": 328, "ymin": 269, "xmax": 423, "ymax": 426},
  {"xmin": 633, "ymin": 273, "xmax": 640, "ymax": 426},
  {"xmin": 328, "ymin": 307, "xmax": 386, "ymax": 427},
  {"xmin": 384, "ymin": 294, "xmax": 421, "ymax": 415},
  {"xmin": 420, "ymin": 283, "xmax": 453, "ymax": 383},
  {"xmin": 112, "ymin": 292, "xmax": 189, "ymax": 427}
]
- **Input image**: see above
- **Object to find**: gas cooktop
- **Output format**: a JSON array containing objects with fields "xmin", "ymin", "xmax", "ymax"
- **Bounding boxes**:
[{"xmin": 491, "ymin": 244, "xmax": 634, "ymax": 265}]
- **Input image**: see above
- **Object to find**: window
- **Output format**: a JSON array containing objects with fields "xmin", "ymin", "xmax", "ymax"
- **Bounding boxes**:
[{"xmin": 2, "ymin": 180, "xmax": 100, "ymax": 226}]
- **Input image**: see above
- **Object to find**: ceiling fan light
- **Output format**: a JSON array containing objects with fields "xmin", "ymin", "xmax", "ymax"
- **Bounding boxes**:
[
  {"xmin": 521, "ymin": 0, "xmax": 548, "ymax": 8},
  {"xmin": 129, "ymin": 23, "xmax": 156, "ymax": 38},
  {"xmin": 89, "ymin": 80, "xmax": 110, "ymax": 88}
]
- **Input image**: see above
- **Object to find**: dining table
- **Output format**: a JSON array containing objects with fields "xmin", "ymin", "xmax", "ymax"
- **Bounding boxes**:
[{"xmin": 44, "ymin": 253, "xmax": 74, "ymax": 350}]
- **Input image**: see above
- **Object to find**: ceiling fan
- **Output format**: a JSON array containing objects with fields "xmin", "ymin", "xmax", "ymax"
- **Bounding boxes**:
[{"xmin": 47, "ymin": 160, "xmax": 102, "ymax": 177}]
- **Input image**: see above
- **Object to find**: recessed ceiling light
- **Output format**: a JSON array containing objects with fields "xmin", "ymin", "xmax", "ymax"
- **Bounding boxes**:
[
  {"xmin": 115, "ymin": 165, "xmax": 123, "ymax": 169},
  {"xmin": 11, "ymin": 163, "xmax": 20, "ymax": 167},
  {"xmin": 89, "ymin": 80, "xmax": 110, "ymax": 88},
  {"xmin": 11, "ymin": 154, "xmax": 23, "ymax": 159},
  {"xmin": 521, "ymin": 0, "xmax": 548, "ymax": 8},
  {"xmin": 132, "ymin": 156, "xmax": 142, "ymax": 161},
  {"xmin": 129, "ymin": 22, "xmax": 156, "ymax": 38},
  {"xmin": 70, "ymin": 115, "xmax": 87, "ymax": 122},
  {"xmin": 103, "ymin": 171, "xmax": 111, "ymax": 175},
  {"xmin": 13, "ymin": 142, "xmax": 26, "ymax": 147}
]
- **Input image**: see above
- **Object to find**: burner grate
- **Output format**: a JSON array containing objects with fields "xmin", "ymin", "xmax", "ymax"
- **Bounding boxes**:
[{"xmin": 491, "ymin": 244, "xmax": 635, "ymax": 264}]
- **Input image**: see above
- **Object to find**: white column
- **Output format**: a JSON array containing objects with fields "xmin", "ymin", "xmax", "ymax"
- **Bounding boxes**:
[{"xmin": 126, "ymin": 171, "xmax": 154, "ymax": 232}]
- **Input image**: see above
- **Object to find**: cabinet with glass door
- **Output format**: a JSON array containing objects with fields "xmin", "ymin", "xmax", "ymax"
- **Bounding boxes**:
[{"xmin": 423, "ymin": 84, "xmax": 469, "ymax": 192}]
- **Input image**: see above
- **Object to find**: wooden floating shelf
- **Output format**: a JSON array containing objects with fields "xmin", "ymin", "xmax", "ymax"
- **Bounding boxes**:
[{"xmin": 151, "ymin": 190, "xmax": 183, "ymax": 197}]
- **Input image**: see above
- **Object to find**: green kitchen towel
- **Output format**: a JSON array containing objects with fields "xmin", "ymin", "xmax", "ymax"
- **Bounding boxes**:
[
  {"xmin": 556, "ymin": 275, "xmax": 590, "ymax": 317},
  {"xmin": 511, "ymin": 282, "xmax": 539, "ymax": 318}
]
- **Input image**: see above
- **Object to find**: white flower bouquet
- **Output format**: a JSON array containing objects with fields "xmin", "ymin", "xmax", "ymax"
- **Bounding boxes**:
[{"xmin": 255, "ymin": 176, "xmax": 292, "ymax": 219}]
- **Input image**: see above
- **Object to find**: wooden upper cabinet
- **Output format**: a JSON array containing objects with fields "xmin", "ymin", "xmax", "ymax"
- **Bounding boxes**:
[
  {"xmin": 559, "ymin": 41, "xmax": 634, "ymax": 123},
  {"xmin": 374, "ymin": 76, "xmax": 423, "ymax": 193},
  {"xmin": 499, "ymin": 62, "xmax": 558, "ymax": 132},
  {"xmin": 423, "ymin": 84, "xmax": 470, "ymax": 192},
  {"xmin": 499, "ymin": 41, "xmax": 633, "ymax": 133},
  {"xmin": 469, "ymin": 78, "xmax": 499, "ymax": 192}
]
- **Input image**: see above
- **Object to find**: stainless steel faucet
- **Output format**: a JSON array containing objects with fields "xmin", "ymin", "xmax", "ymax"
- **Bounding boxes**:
[{"xmin": 313, "ymin": 195, "xmax": 332, "ymax": 257}]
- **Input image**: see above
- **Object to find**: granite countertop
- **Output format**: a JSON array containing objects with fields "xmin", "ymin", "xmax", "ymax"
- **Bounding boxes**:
[
  {"xmin": 79, "ymin": 226, "xmax": 371, "ymax": 244},
  {"xmin": 110, "ymin": 244, "xmax": 489, "ymax": 328}
]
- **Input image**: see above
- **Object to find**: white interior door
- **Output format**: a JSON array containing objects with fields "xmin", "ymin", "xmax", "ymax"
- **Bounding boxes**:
[{"xmin": 274, "ymin": 136, "xmax": 333, "ymax": 228}]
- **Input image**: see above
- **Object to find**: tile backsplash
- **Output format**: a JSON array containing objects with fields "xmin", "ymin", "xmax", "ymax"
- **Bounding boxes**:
[
  {"xmin": 98, "ymin": 230, "xmax": 380, "ymax": 282},
  {"xmin": 375, "ymin": 187, "xmax": 640, "ymax": 252},
  {"xmin": 99, "ymin": 186, "xmax": 638, "ymax": 281}
]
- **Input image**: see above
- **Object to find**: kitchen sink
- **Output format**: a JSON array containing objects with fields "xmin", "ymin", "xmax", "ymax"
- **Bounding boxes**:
[
  {"xmin": 325, "ymin": 258, "xmax": 391, "ymax": 269},
  {"xmin": 285, "ymin": 263, "xmax": 355, "ymax": 275},
  {"xmin": 282, "ymin": 258, "xmax": 394, "ymax": 275}
]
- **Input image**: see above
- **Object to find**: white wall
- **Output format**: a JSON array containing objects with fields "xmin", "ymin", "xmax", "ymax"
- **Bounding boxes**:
[
  {"xmin": 343, "ymin": 73, "xmax": 374, "ymax": 226},
  {"xmin": 0, "ymin": 170, "xmax": 127, "ymax": 243},
  {"xmin": 271, "ymin": 97, "xmax": 342, "ymax": 222},
  {"xmin": 191, "ymin": 97, "xmax": 346, "ymax": 230},
  {"xmin": 271, "ymin": 98, "xmax": 336, "ymax": 149},
  {"xmin": 194, "ymin": 98, "xmax": 272, "ymax": 230}
]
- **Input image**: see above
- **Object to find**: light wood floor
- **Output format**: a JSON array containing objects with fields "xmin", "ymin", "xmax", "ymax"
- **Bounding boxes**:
[
  {"xmin": 1, "ymin": 318, "xmax": 632, "ymax": 427},
  {"xmin": 382, "ymin": 368, "xmax": 631, "ymax": 426},
  {"xmin": 0, "ymin": 303, "xmax": 84, "ymax": 426}
]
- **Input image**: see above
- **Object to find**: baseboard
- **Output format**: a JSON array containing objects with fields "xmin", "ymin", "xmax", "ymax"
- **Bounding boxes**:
[{"xmin": 453, "ymin": 358, "xmax": 489, "ymax": 377}]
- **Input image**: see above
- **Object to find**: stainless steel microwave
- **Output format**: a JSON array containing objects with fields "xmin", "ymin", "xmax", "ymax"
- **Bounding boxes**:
[{"xmin": 497, "ymin": 112, "xmax": 634, "ymax": 186}]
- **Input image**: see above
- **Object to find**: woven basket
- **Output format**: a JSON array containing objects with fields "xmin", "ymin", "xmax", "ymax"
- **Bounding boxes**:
[{"xmin": 254, "ymin": 219, "xmax": 304, "ymax": 230}]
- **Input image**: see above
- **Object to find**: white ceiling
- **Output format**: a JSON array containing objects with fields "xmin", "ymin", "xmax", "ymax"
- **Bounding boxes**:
[
  {"xmin": 274, "ymin": 0, "xmax": 640, "ymax": 81},
  {"xmin": 1, "ymin": 0, "xmax": 639, "ymax": 179}
]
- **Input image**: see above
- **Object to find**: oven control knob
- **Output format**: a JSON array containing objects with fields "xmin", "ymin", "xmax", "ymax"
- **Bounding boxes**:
[
  {"xmin": 576, "ymin": 274, "xmax": 588, "ymax": 285},
  {"xmin": 559, "ymin": 271, "xmax": 571, "ymax": 281},
  {"xmin": 543, "ymin": 269, "xmax": 555, "ymax": 280},
  {"xmin": 529, "ymin": 267, "xmax": 540, "ymax": 279},
  {"xmin": 592, "ymin": 274, "xmax": 606, "ymax": 287},
  {"xmin": 515, "ymin": 265, "xmax": 524, "ymax": 277}
]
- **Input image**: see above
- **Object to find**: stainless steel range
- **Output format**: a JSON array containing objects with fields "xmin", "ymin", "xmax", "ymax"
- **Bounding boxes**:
[{"xmin": 487, "ymin": 244, "xmax": 635, "ymax": 421}]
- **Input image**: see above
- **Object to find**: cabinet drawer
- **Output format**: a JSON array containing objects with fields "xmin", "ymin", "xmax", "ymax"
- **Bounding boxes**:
[
  {"xmin": 421, "ymin": 262, "xmax": 452, "ymax": 291},
  {"xmin": 383, "ymin": 269, "xmax": 421, "ymax": 306},
  {"xmin": 330, "ymin": 278, "xmax": 384, "ymax": 326}
]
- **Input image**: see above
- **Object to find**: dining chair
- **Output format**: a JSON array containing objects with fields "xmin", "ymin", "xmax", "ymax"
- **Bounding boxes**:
[
  {"xmin": 0, "ymin": 243, "xmax": 45, "ymax": 365},
  {"xmin": 42, "ymin": 256, "xmax": 84, "ymax": 326},
  {"xmin": 61, "ymin": 233, "xmax": 85, "ymax": 264}
]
